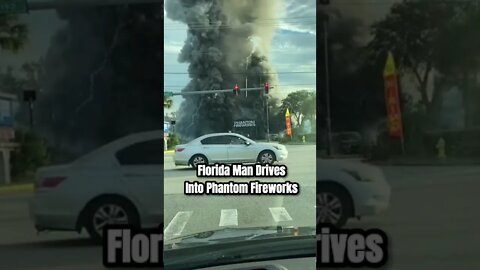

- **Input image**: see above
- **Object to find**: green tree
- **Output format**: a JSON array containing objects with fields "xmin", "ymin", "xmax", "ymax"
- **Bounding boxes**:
[
  {"xmin": 0, "ymin": 66, "xmax": 21, "ymax": 94},
  {"xmin": 301, "ymin": 93, "xmax": 316, "ymax": 121},
  {"xmin": 280, "ymin": 90, "xmax": 315, "ymax": 128},
  {"xmin": 167, "ymin": 133, "xmax": 180, "ymax": 150},
  {"xmin": 0, "ymin": 14, "xmax": 28, "ymax": 52},
  {"xmin": 434, "ymin": 3, "xmax": 480, "ymax": 126},
  {"xmin": 11, "ymin": 130, "xmax": 50, "ymax": 182},
  {"xmin": 164, "ymin": 96, "xmax": 173, "ymax": 109},
  {"xmin": 368, "ymin": 0, "xmax": 455, "ymax": 115},
  {"xmin": 20, "ymin": 59, "xmax": 45, "ymax": 88}
]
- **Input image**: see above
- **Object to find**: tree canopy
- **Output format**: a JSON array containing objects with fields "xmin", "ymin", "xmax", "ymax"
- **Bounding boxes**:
[{"xmin": 0, "ymin": 14, "xmax": 28, "ymax": 52}]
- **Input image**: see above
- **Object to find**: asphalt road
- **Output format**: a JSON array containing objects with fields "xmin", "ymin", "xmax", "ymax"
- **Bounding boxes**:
[
  {"xmin": 0, "ymin": 160, "xmax": 479, "ymax": 269},
  {"xmin": 164, "ymin": 145, "xmax": 317, "ymax": 241}
]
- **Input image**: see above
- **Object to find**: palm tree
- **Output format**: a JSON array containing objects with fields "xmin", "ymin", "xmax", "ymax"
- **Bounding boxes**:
[
  {"xmin": 164, "ymin": 96, "xmax": 173, "ymax": 109},
  {"xmin": 0, "ymin": 14, "xmax": 28, "ymax": 52}
]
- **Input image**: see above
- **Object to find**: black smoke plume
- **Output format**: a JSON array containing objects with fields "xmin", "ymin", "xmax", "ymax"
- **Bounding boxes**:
[
  {"xmin": 165, "ymin": 0, "xmax": 282, "ymax": 141},
  {"xmin": 37, "ymin": 4, "xmax": 163, "ymax": 162}
]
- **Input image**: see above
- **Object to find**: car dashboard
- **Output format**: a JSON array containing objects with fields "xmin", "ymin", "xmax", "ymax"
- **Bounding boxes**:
[{"xmin": 194, "ymin": 257, "xmax": 316, "ymax": 270}]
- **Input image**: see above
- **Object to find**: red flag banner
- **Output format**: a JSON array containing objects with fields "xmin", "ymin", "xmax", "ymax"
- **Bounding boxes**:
[
  {"xmin": 384, "ymin": 74, "xmax": 403, "ymax": 138},
  {"xmin": 285, "ymin": 109, "xmax": 292, "ymax": 137}
]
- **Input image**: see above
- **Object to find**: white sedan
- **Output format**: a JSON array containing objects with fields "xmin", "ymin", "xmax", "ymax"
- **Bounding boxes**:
[
  {"xmin": 30, "ymin": 130, "xmax": 163, "ymax": 242},
  {"xmin": 316, "ymin": 159, "xmax": 391, "ymax": 227},
  {"xmin": 174, "ymin": 133, "xmax": 288, "ymax": 168}
]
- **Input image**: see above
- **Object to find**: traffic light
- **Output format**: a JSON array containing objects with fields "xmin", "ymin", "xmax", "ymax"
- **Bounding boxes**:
[
  {"xmin": 233, "ymin": 84, "xmax": 240, "ymax": 96},
  {"xmin": 23, "ymin": 90, "xmax": 36, "ymax": 102},
  {"xmin": 264, "ymin": 82, "xmax": 269, "ymax": 94}
]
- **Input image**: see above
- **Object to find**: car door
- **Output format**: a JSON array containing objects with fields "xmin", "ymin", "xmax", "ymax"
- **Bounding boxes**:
[
  {"xmin": 227, "ymin": 135, "xmax": 258, "ymax": 163},
  {"xmin": 200, "ymin": 135, "xmax": 229, "ymax": 163},
  {"xmin": 115, "ymin": 139, "xmax": 163, "ymax": 228}
]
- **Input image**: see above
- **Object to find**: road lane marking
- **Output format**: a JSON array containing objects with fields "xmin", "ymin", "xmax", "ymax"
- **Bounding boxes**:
[
  {"xmin": 164, "ymin": 211, "xmax": 193, "ymax": 239},
  {"xmin": 269, "ymin": 207, "xmax": 293, "ymax": 222},
  {"xmin": 219, "ymin": 209, "xmax": 238, "ymax": 227}
]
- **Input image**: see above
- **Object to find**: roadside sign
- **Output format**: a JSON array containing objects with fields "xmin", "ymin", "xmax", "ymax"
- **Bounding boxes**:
[
  {"xmin": 164, "ymin": 92, "xmax": 173, "ymax": 97},
  {"xmin": 383, "ymin": 52, "xmax": 403, "ymax": 138},
  {"xmin": 233, "ymin": 120, "xmax": 255, "ymax": 128},
  {"xmin": 164, "ymin": 121, "xmax": 170, "ymax": 134},
  {"xmin": 0, "ymin": 0, "xmax": 28, "ymax": 15},
  {"xmin": 285, "ymin": 109, "xmax": 292, "ymax": 137},
  {"xmin": 0, "ymin": 127, "xmax": 14, "ymax": 142}
]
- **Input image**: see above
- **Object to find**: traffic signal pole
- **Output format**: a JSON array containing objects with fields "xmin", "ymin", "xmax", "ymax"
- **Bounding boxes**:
[
  {"xmin": 264, "ymin": 83, "xmax": 270, "ymax": 141},
  {"xmin": 165, "ymin": 86, "xmax": 273, "ymax": 141},
  {"xmin": 324, "ymin": 16, "xmax": 333, "ymax": 157},
  {"xmin": 166, "ymin": 87, "xmax": 273, "ymax": 96}
]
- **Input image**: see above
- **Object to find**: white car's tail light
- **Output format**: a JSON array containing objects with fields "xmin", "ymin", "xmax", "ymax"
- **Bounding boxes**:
[
  {"xmin": 35, "ymin": 177, "xmax": 67, "ymax": 191},
  {"xmin": 176, "ymin": 148, "xmax": 185, "ymax": 152}
]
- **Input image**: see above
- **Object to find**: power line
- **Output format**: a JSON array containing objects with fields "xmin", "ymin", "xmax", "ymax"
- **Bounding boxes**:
[
  {"xmin": 165, "ymin": 16, "xmax": 316, "ymax": 26},
  {"xmin": 164, "ymin": 19, "xmax": 316, "ymax": 30},
  {"xmin": 165, "ymin": 17, "xmax": 316, "ymax": 27},
  {"xmin": 165, "ymin": 89, "xmax": 316, "ymax": 95},
  {"xmin": 164, "ymin": 23, "xmax": 316, "ymax": 30},
  {"xmin": 164, "ymin": 16, "xmax": 316, "ymax": 29}
]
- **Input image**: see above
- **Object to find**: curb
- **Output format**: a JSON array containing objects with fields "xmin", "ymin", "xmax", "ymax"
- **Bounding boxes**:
[
  {"xmin": 0, "ymin": 183, "xmax": 33, "ymax": 195},
  {"xmin": 368, "ymin": 160, "xmax": 480, "ymax": 166}
]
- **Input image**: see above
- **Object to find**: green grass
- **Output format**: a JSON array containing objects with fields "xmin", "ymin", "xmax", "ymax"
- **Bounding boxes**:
[
  {"xmin": 0, "ymin": 182, "xmax": 33, "ymax": 194},
  {"xmin": 0, "ymin": 171, "xmax": 34, "ymax": 195}
]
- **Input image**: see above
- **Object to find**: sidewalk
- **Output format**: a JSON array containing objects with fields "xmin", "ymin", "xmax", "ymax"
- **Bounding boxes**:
[{"xmin": 164, "ymin": 150, "xmax": 174, "ymax": 154}]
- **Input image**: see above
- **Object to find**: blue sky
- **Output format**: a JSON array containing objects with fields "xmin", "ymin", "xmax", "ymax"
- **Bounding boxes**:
[{"xmin": 164, "ymin": 0, "xmax": 317, "ymax": 114}]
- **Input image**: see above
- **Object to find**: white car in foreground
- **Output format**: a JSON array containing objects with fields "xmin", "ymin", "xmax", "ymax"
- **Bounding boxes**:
[
  {"xmin": 30, "ymin": 130, "xmax": 163, "ymax": 242},
  {"xmin": 174, "ymin": 133, "xmax": 288, "ymax": 168},
  {"xmin": 316, "ymin": 159, "xmax": 391, "ymax": 227}
]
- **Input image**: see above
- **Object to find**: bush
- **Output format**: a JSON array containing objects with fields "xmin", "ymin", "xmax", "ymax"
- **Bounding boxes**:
[
  {"xmin": 167, "ymin": 133, "xmax": 180, "ymax": 150},
  {"xmin": 11, "ymin": 129, "xmax": 50, "ymax": 182},
  {"xmin": 279, "ymin": 136, "xmax": 290, "ymax": 144}
]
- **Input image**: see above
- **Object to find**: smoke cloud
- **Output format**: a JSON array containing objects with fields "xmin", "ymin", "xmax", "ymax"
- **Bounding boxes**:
[
  {"xmin": 165, "ymin": 0, "xmax": 283, "ymax": 141},
  {"xmin": 37, "ymin": 4, "xmax": 163, "ymax": 162}
]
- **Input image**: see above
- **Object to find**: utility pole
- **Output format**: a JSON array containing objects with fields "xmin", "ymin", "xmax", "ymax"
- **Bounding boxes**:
[
  {"xmin": 265, "ymin": 95, "xmax": 270, "ymax": 141},
  {"xmin": 319, "ymin": 0, "xmax": 333, "ymax": 156},
  {"xmin": 324, "ymin": 17, "xmax": 333, "ymax": 156},
  {"xmin": 23, "ymin": 90, "xmax": 36, "ymax": 130}
]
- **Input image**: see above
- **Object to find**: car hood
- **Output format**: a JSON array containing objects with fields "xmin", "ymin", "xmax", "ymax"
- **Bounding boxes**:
[
  {"xmin": 317, "ymin": 158, "xmax": 384, "ymax": 181},
  {"xmin": 165, "ymin": 226, "xmax": 315, "ymax": 249},
  {"xmin": 255, "ymin": 142, "xmax": 285, "ymax": 149}
]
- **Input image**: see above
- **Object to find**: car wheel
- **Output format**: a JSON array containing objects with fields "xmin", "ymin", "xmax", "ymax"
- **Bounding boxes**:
[
  {"xmin": 84, "ymin": 197, "xmax": 139, "ymax": 243},
  {"xmin": 190, "ymin": 154, "xmax": 208, "ymax": 168},
  {"xmin": 257, "ymin": 150, "xmax": 276, "ymax": 165},
  {"xmin": 316, "ymin": 184, "xmax": 352, "ymax": 228}
]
